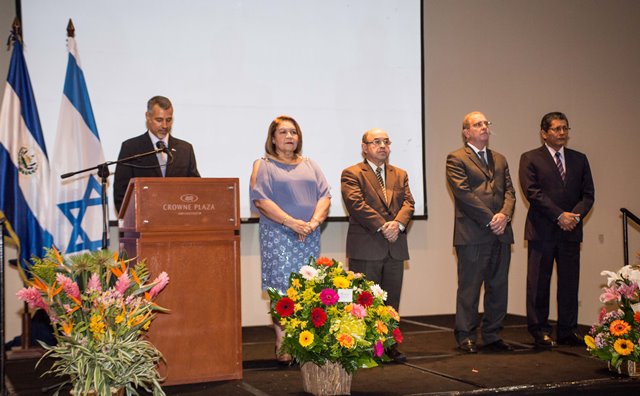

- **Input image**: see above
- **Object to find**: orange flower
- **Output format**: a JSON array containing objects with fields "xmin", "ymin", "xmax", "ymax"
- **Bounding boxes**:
[
  {"xmin": 610, "ymin": 319, "xmax": 631, "ymax": 336},
  {"xmin": 316, "ymin": 257, "xmax": 333, "ymax": 267},
  {"xmin": 337, "ymin": 333, "xmax": 355, "ymax": 349},
  {"xmin": 634, "ymin": 311, "xmax": 640, "ymax": 324},
  {"xmin": 375, "ymin": 320, "xmax": 388, "ymax": 335}
]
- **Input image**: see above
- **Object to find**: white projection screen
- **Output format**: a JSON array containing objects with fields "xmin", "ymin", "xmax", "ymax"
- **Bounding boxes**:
[{"xmin": 21, "ymin": 0, "xmax": 425, "ymax": 220}]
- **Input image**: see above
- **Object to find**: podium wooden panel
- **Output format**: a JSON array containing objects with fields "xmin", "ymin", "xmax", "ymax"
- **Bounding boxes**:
[{"xmin": 118, "ymin": 177, "xmax": 241, "ymax": 385}]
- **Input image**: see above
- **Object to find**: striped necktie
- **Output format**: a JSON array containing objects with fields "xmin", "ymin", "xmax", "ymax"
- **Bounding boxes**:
[
  {"xmin": 555, "ymin": 151, "xmax": 565, "ymax": 183},
  {"xmin": 375, "ymin": 166, "xmax": 388, "ymax": 202}
]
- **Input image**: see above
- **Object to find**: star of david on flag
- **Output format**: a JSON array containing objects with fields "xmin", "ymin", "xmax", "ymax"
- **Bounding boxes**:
[{"xmin": 51, "ymin": 31, "xmax": 107, "ymax": 254}]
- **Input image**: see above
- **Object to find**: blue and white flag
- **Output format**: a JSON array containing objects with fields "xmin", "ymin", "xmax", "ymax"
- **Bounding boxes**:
[
  {"xmin": 0, "ymin": 38, "xmax": 54, "ymax": 266},
  {"xmin": 51, "ymin": 36, "xmax": 106, "ymax": 254}
]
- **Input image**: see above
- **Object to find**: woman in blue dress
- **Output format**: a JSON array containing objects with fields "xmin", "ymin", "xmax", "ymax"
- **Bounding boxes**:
[{"xmin": 250, "ymin": 115, "xmax": 331, "ymax": 363}]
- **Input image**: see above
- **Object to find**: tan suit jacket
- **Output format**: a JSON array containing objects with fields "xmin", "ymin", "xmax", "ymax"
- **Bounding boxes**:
[
  {"xmin": 446, "ymin": 145, "xmax": 515, "ymax": 245},
  {"xmin": 341, "ymin": 161, "xmax": 415, "ymax": 260}
]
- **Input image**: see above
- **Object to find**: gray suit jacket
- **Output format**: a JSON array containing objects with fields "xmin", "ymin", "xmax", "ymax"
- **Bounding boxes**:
[
  {"xmin": 446, "ymin": 145, "xmax": 515, "ymax": 246},
  {"xmin": 341, "ymin": 161, "xmax": 415, "ymax": 261}
]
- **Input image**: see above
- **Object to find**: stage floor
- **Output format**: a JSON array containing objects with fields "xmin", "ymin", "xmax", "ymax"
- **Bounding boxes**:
[{"xmin": 5, "ymin": 314, "xmax": 640, "ymax": 395}]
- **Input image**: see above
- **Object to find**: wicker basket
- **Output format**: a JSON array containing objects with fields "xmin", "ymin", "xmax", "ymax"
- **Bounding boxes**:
[
  {"xmin": 608, "ymin": 360, "xmax": 640, "ymax": 377},
  {"xmin": 300, "ymin": 361, "xmax": 352, "ymax": 395}
]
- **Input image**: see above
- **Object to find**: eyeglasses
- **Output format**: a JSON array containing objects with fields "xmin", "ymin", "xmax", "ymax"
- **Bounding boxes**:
[
  {"xmin": 548, "ymin": 126, "xmax": 571, "ymax": 133},
  {"xmin": 364, "ymin": 138, "xmax": 392, "ymax": 147},
  {"xmin": 470, "ymin": 121, "xmax": 492, "ymax": 128}
]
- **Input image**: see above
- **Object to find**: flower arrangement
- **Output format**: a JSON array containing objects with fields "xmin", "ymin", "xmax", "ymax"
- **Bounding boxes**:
[
  {"xmin": 268, "ymin": 256, "xmax": 403, "ymax": 374},
  {"xmin": 16, "ymin": 248, "xmax": 169, "ymax": 396},
  {"xmin": 585, "ymin": 264, "xmax": 640, "ymax": 369}
]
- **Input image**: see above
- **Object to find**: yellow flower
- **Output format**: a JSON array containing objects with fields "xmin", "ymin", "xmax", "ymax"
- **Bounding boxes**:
[
  {"xmin": 375, "ymin": 320, "xmax": 388, "ymax": 335},
  {"xmin": 333, "ymin": 276, "xmax": 350, "ymax": 289},
  {"xmin": 292, "ymin": 278, "xmax": 302, "ymax": 289},
  {"xmin": 301, "ymin": 288, "xmax": 318, "ymax": 304},
  {"xmin": 614, "ymin": 338, "xmax": 634, "ymax": 356},
  {"xmin": 376, "ymin": 306, "xmax": 389, "ymax": 318},
  {"xmin": 337, "ymin": 333, "xmax": 355, "ymax": 349},
  {"xmin": 142, "ymin": 321, "xmax": 151, "ymax": 330},
  {"xmin": 287, "ymin": 287, "xmax": 298, "ymax": 301},
  {"xmin": 610, "ymin": 320, "xmax": 631, "ymax": 336},
  {"xmin": 584, "ymin": 335, "xmax": 596, "ymax": 349},
  {"xmin": 387, "ymin": 306, "xmax": 400, "ymax": 321},
  {"xmin": 115, "ymin": 313, "xmax": 125, "ymax": 324},
  {"xmin": 89, "ymin": 314, "xmax": 106, "ymax": 340},
  {"xmin": 299, "ymin": 330, "xmax": 314, "ymax": 347},
  {"xmin": 327, "ymin": 306, "xmax": 340, "ymax": 316},
  {"xmin": 294, "ymin": 303, "xmax": 303, "ymax": 312}
]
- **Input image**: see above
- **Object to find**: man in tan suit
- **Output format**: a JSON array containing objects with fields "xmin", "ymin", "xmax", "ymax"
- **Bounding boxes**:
[
  {"xmin": 446, "ymin": 111, "xmax": 515, "ymax": 354},
  {"xmin": 341, "ymin": 128, "xmax": 414, "ymax": 362}
]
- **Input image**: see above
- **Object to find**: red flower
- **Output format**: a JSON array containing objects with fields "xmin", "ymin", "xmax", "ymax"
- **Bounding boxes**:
[
  {"xmin": 635, "ymin": 311, "xmax": 640, "ymax": 324},
  {"xmin": 357, "ymin": 291, "xmax": 374, "ymax": 307},
  {"xmin": 393, "ymin": 328, "xmax": 403, "ymax": 344},
  {"xmin": 316, "ymin": 257, "xmax": 333, "ymax": 267},
  {"xmin": 275, "ymin": 297, "xmax": 295, "ymax": 317},
  {"xmin": 311, "ymin": 308, "xmax": 327, "ymax": 327}
]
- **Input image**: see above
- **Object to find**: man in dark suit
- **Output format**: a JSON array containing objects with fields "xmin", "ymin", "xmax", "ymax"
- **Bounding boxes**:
[
  {"xmin": 113, "ymin": 96, "xmax": 200, "ymax": 213},
  {"xmin": 446, "ymin": 111, "xmax": 515, "ymax": 354},
  {"xmin": 519, "ymin": 111, "xmax": 595, "ymax": 348},
  {"xmin": 341, "ymin": 128, "xmax": 414, "ymax": 362}
]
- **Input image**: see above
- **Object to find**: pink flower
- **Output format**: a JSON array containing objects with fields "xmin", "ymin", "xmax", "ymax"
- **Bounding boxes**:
[
  {"xmin": 319, "ymin": 288, "xmax": 339, "ymax": 306},
  {"xmin": 87, "ymin": 273, "xmax": 102, "ymax": 293},
  {"xmin": 598, "ymin": 307, "xmax": 607, "ymax": 323},
  {"xmin": 599, "ymin": 286, "xmax": 621, "ymax": 303},
  {"xmin": 115, "ymin": 272, "xmax": 131, "ymax": 296},
  {"xmin": 149, "ymin": 272, "xmax": 170, "ymax": 299},
  {"xmin": 619, "ymin": 282, "xmax": 639, "ymax": 299},
  {"xmin": 16, "ymin": 287, "xmax": 48, "ymax": 311},
  {"xmin": 350, "ymin": 303, "xmax": 367, "ymax": 319},
  {"xmin": 56, "ymin": 273, "xmax": 81, "ymax": 300},
  {"xmin": 374, "ymin": 340, "xmax": 384, "ymax": 357}
]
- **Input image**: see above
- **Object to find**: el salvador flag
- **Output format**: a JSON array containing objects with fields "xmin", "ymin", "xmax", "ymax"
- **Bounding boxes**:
[
  {"xmin": 0, "ymin": 38, "xmax": 55, "ymax": 266},
  {"xmin": 51, "ymin": 35, "xmax": 106, "ymax": 254}
]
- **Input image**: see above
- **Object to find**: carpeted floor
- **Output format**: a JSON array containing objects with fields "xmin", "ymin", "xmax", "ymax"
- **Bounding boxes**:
[{"xmin": 5, "ymin": 314, "xmax": 640, "ymax": 395}]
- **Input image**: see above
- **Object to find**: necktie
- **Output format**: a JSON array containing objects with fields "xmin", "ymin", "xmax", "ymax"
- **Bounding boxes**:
[
  {"xmin": 555, "ymin": 152, "xmax": 565, "ymax": 183},
  {"xmin": 375, "ymin": 166, "xmax": 388, "ymax": 202},
  {"xmin": 478, "ymin": 150, "xmax": 488, "ymax": 169}
]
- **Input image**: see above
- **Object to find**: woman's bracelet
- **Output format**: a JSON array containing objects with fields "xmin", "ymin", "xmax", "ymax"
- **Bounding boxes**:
[{"xmin": 281, "ymin": 215, "xmax": 290, "ymax": 225}]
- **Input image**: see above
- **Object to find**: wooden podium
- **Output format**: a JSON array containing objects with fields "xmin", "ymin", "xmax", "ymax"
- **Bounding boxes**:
[{"xmin": 118, "ymin": 177, "xmax": 242, "ymax": 385}]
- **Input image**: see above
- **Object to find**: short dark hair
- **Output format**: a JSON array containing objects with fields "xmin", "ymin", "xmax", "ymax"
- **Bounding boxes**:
[
  {"xmin": 264, "ymin": 115, "xmax": 303, "ymax": 157},
  {"xmin": 147, "ymin": 96, "xmax": 172, "ymax": 112},
  {"xmin": 540, "ymin": 112, "xmax": 569, "ymax": 131}
]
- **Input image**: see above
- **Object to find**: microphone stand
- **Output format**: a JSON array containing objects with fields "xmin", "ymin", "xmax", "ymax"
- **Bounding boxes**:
[{"xmin": 60, "ymin": 147, "xmax": 166, "ymax": 250}]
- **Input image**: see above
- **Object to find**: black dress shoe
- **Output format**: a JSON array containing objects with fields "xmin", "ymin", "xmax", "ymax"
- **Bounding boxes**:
[
  {"xmin": 388, "ymin": 347, "xmax": 407, "ymax": 363},
  {"xmin": 533, "ymin": 334, "xmax": 557, "ymax": 348},
  {"xmin": 557, "ymin": 332, "xmax": 584, "ymax": 346},
  {"xmin": 483, "ymin": 339, "xmax": 513, "ymax": 352},
  {"xmin": 458, "ymin": 339, "xmax": 478, "ymax": 353}
]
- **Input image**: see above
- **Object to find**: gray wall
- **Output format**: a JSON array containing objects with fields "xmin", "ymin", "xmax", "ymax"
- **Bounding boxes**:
[{"xmin": 4, "ymin": 1, "xmax": 640, "ymax": 340}]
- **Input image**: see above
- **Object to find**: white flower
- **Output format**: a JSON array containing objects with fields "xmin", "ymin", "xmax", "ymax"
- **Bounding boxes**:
[
  {"xmin": 299, "ymin": 265, "xmax": 319, "ymax": 280},
  {"xmin": 370, "ymin": 284, "xmax": 387, "ymax": 301},
  {"xmin": 620, "ymin": 265, "xmax": 640, "ymax": 285},
  {"xmin": 601, "ymin": 270, "xmax": 619, "ymax": 286}
]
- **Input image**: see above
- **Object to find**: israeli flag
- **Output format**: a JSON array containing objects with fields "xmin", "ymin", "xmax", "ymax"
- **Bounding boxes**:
[
  {"xmin": 0, "ymin": 39, "xmax": 54, "ymax": 266},
  {"xmin": 51, "ymin": 36, "xmax": 106, "ymax": 254}
]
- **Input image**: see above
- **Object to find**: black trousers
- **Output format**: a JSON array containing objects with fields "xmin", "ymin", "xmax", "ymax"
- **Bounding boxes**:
[{"xmin": 526, "ymin": 240, "xmax": 581, "ymax": 339}]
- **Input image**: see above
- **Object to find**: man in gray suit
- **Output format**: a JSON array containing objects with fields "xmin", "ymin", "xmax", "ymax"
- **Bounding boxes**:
[
  {"xmin": 341, "ymin": 128, "xmax": 414, "ymax": 361},
  {"xmin": 446, "ymin": 111, "xmax": 515, "ymax": 353}
]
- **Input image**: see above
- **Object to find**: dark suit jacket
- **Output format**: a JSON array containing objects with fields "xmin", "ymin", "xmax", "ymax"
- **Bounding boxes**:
[
  {"xmin": 519, "ymin": 145, "xmax": 594, "ymax": 242},
  {"xmin": 113, "ymin": 132, "xmax": 200, "ymax": 212},
  {"xmin": 341, "ymin": 161, "xmax": 415, "ymax": 261},
  {"xmin": 446, "ymin": 145, "xmax": 515, "ymax": 246}
]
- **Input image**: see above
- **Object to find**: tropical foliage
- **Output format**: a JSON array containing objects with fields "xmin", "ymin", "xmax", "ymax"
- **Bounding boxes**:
[{"xmin": 17, "ymin": 248, "xmax": 169, "ymax": 396}]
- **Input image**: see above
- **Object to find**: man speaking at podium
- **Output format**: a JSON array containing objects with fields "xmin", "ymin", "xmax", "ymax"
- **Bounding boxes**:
[{"xmin": 113, "ymin": 96, "xmax": 200, "ymax": 213}]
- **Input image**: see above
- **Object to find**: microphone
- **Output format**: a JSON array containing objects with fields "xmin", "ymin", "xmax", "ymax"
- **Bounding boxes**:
[{"xmin": 156, "ymin": 140, "xmax": 174, "ymax": 161}]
